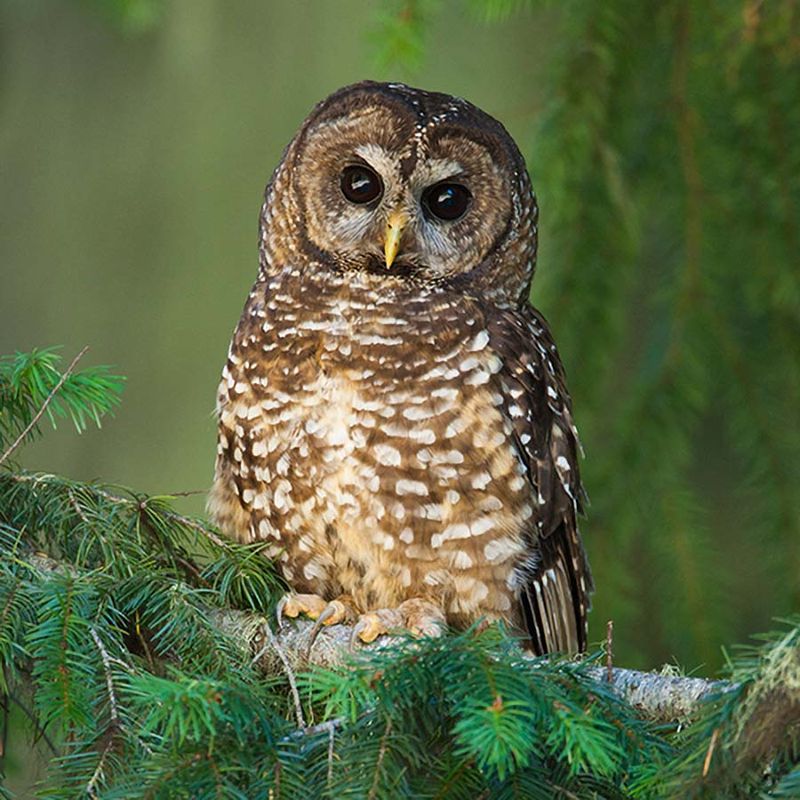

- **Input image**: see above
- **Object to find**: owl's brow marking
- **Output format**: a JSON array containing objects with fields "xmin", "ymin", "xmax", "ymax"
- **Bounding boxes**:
[
  {"xmin": 353, "ymin": 144, "xmax": 401, "ymax": 182},
  {"xmin": 412, "ymin": 158, "xmax": 465, "ymax": 187}
]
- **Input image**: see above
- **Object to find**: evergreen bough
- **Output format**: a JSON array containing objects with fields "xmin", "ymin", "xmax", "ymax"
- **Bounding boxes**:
[{"xmin": 0, "ymin": 350, "xmax": 798, "ymax": 796}]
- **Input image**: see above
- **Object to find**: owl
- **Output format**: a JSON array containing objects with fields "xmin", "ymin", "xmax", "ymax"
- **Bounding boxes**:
[{"xmin": 209, "ymin": 81, "xmax": 593, "ymax": 654}]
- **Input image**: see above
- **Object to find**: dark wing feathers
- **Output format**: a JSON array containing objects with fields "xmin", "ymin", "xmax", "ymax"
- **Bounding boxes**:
[{"xmin": 487, "ymin": 304, "xmax": 593, "ymax": 655}]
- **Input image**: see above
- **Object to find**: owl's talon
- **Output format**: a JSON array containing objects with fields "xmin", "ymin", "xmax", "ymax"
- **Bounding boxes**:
[
  {"xmin": 350, "ymin": 614, "xmax": 387, "ymax": 650},
  {"xmin": 275, "ymin": 595, "xmax": 289, "ymax": 631},
  {"xmin": 306, "ymin": 599, "xmax": 355, "ymax": 657},
  {"xmin": 275, "ymin": 592, "xmax": 328, "ymax": 630},
  {"xmin": 350, "ymin": 610, "xmax": 395, "ymax": 649},
  {"xmin": 349, "ymin": 604, "xmax": 441, "ymax": 649}
]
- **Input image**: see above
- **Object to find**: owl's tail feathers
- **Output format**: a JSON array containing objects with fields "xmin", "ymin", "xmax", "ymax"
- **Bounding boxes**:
[{"xmin": 520, "ymin": 521, "xmax": 594, "ymax": 656}]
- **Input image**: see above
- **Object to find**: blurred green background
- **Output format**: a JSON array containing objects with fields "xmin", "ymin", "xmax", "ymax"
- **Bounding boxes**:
[{"xmin": 1, "ymin": 0, "xmax": 798, "ymax": 676}]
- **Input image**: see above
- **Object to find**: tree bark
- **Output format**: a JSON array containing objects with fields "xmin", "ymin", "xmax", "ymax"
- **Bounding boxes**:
[{"xmin": 213, "ymin": 608, "xmax": 730, "ymax": 723}]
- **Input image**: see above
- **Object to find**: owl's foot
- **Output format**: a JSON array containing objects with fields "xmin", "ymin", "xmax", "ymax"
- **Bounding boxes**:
[
  {"xmin": 305, "ymin": 596, "xmax": 357, "ymax": 655},
  {"xmin": 350, "ymin": 598, "xmax": 446, "ymax": 647},
  {"xmin": 277, "ymin": 592, "xmax": 358, "ymax": 655},
  {"xmin": 276, "ymin": 592, "xmax": 329, "ymax": 629}
]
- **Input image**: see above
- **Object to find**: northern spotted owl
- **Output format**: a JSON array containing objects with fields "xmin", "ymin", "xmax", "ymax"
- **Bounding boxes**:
[{"xmin": 209, "ymin": 82, "xmax": 593, "ymax": 654}]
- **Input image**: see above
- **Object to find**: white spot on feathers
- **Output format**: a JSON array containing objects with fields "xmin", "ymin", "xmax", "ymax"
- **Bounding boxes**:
[
  {"xmin": 431, "ymin": 523, "xmax": 471, "ymax": 548},
  {"xmin": 374, "ymin": 443, "xmax": 402, "ymax": 466},
  {"xmin": 467, "ymin": 330, "xmax": 490, "ymax": 352},
  {"xmin": 470, "ymin": 517, "xmax": 495, "ymax": 536},
  {"xmin": 484, "ymin": 538, "xmax": 520, "ymax": 563},
  {"xmin": 471, "ymin": 471, "xmax": 492, "ymax": 490},
  {"xmin": 395, "ymin": 479, "xmax": 428, "ymax": 496}
]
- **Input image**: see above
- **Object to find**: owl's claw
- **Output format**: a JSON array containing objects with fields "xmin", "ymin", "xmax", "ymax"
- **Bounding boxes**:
[
  {"xmin": 349, "ymin": 599, "xmax": 446, "ymax": 650},
  {"xmin": 306, "ymin": 598, "xmax": 356, "ymax": 657},
  {"xmin": 276, "ymin": 595, "xmax": 289, "ymax": 630},
  {"xmin": 350, "ymin": 609, "xmax": 402, "ymax": 649},
  {"xmin": 275, "ymin": 592, "xmax": 328, "ymax": 631}
]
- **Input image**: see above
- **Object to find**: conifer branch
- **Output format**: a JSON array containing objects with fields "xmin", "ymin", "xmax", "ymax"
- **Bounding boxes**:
[
  {"xmin": 20, "ymin": 550, "xmax": 727, "ymax": 724},
  {"xmin": 0, "ymin": 346, "xmax": 88, "ymax": 467},
  {"xmin": 244, "ymin": 613, "xmax": 728, "ymax": 723},
  {"xmin": 5, "ymin": 471, "xmax": 229, "ymax": 552}
]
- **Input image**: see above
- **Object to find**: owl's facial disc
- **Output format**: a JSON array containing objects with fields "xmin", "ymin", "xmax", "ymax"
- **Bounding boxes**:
[{"xmin": 291, "ymin": 101, "xmax": 516, "ymax": 281}]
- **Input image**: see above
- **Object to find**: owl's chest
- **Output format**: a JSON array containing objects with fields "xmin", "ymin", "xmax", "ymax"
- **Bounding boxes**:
[
  {"xmin": 222, "ymin": 276, "xmax": 518, "ymax": 536},
  {"xmin": 248, "ymin": 316, "xmax": 464, "ymax": 484},
  {"xmin": 238, "ymin": 278, "xmax": 491, "ymax": 461}
]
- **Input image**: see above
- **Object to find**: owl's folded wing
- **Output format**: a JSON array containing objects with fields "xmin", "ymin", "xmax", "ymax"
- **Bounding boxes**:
[{"xmin": 486, "ymin": 303, "xmax": 593, "ymax": 654}]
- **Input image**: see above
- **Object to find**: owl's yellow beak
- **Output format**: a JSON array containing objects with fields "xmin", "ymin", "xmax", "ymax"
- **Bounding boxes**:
[{"xmin": 384, "ymin": 211, "xmax": 408, "ymax": 268}]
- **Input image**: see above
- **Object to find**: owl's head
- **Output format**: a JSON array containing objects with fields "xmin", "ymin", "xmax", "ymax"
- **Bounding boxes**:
[{"xmin": 259, "ymin": 82, "xmax": 538, "ymax": 302}]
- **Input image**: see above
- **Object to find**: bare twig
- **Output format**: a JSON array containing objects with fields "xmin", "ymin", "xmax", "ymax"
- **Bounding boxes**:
[
  {"xmin": 0, "ymin": 346, "xmax": 89, "ymax": 467},
  {"xmin": 368, "ymin": 718, "xmax": 393, "ymax": 800},
  {"xmin": 91, "ymin": 627, "xmax": 119, "ymax": 724},
  {"xmin": 68, "ymin": 489, "xmax": 92, "ymax": 527},
  {"xmin": 272, "ymin": 759, "xmax": 281, "ymax": 799},
  {"xmin": 606, "ymin": 620, "xmax": 614, "ymax": 683},
  {"xmin": 326, "ymin": 719, "xmax": 336, "ymax": 787},
  {"xmin": 0, "ymin": 688, "xmax": 8, "ymax": 760},
  {"xmin": 167, "ymin": 510, "xmax": 229, "ymax": 550},
  {"xmin": 261, "ymin": 622, "xmax": 305, "ymax": 729},
  {"xmin": 86, "ymin": 739, "xmax": 114, "ymax": 798},
  {"xmin": 8, "ymin": 692, "xmax": 58, "ymax": 756}
]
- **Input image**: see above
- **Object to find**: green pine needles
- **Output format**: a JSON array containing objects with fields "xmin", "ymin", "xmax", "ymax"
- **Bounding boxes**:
[
  {"xmin": 0, "ymin": 348, "xmax": 123, "ymax": 466},
  {"xmin": 0, "ymin": 348, "xmax": 798, "ymax": 797}
]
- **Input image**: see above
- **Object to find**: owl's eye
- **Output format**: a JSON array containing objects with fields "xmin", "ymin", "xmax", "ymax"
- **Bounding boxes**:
[
  {"xmin": 422, "ymin": 183, "xmax": 472, "ymax": 222},
  {"xmin": 340, "ymin": 165, "xmax": 383, "ymax": 204}
]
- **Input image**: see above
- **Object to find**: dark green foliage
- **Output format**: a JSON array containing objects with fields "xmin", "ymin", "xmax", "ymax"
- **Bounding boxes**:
[
  {"xmin": 524, "ymin": 0, "xmax": 800, "ymax": 671},
  {"xmin": 0, "ymin": 349, "xmax": 798, "ymax": 798},
  {"xmin": 4, "ymin": 0, "xmax": 799, "ymax": 793},
  {"xmin": 302, "ymin": 630, "xmax": 667, "ymax": 795}
]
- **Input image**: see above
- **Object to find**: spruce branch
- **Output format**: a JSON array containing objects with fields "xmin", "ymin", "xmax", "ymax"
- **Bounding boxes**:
[
  {"xmin": 0, "ymin": 348, "xmax": 123, "ymax": 456},
  {"xmin": 3, "ymin": 501, "xmax": 799, "ymax": 796},
  {"xmin": 0, "ymin": 346, "xmax": 88, "ymax": 467},
  {"xmin": 245, "ymin": 613, "xmax": 727, "ymax": 724},
  {"xmin": 15, "ymin": 548, "xmax": 729, "ymax": 723},
  {"xmin": 3, "ymin": 471, "xmax": 237, "ymax": 564}
]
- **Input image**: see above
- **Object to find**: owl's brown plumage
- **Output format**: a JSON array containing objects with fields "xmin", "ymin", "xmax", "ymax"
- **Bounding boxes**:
[{"xmin": 209, "ymin": 81, "xmax": 593, "ymax": 653}]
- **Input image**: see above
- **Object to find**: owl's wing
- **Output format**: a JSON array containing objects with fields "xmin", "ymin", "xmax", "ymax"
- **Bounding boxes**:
[{"xmin": 486, "ymin": 304, "xmax": 593, "ymax": 654}]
